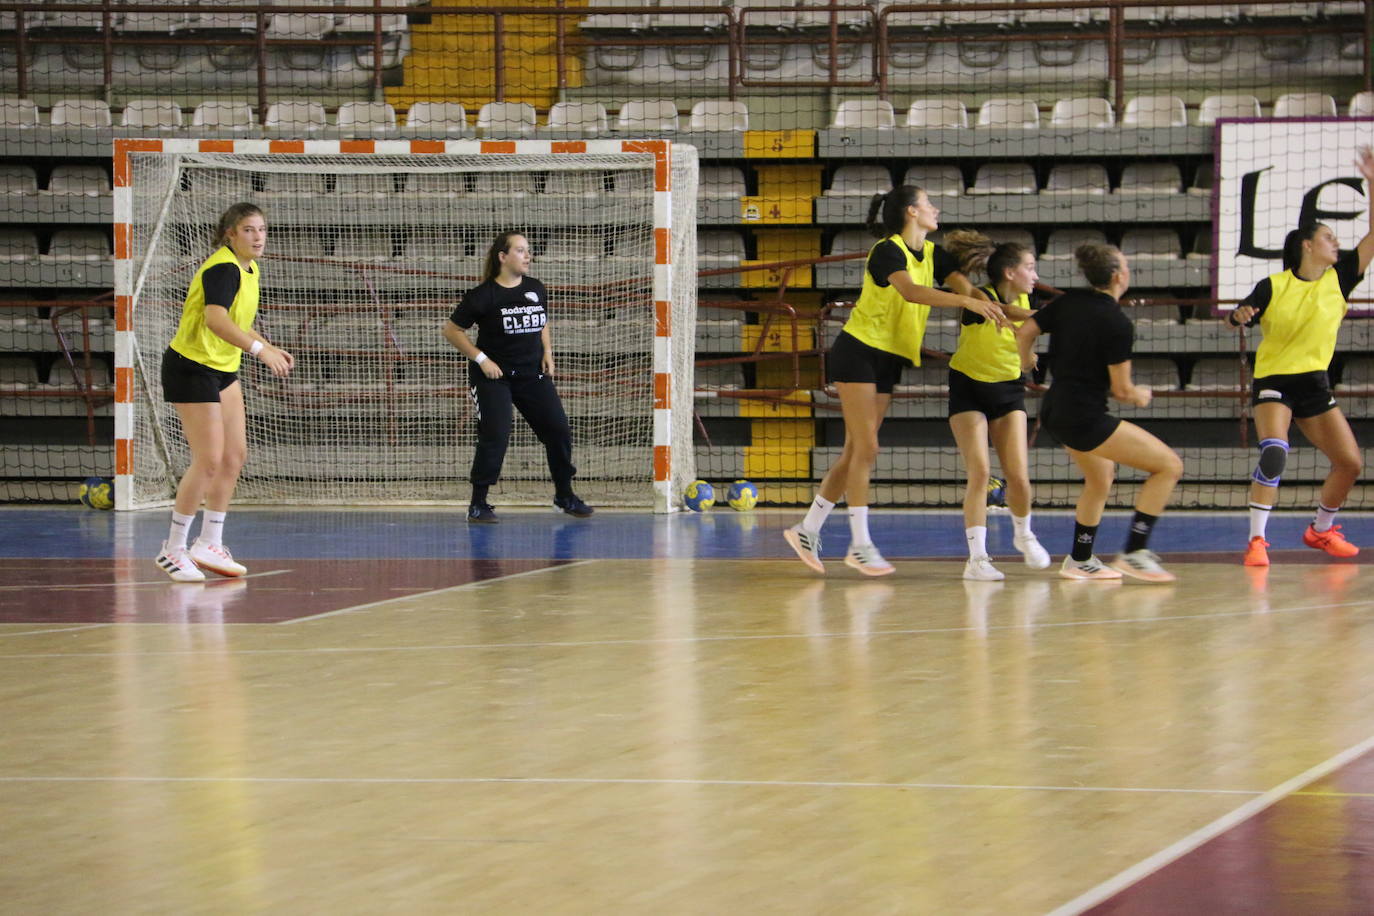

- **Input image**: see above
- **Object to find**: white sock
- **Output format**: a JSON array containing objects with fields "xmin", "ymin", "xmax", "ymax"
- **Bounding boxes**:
[
  {"xmin": 1011, "ymin": 513, "xmax": 1032, "ymax": 540},
  {"xmin": 1248, "ymin": 502, "xmax": 1271, "ymax": 540},
  {"xmin": 167, "ymin": 511, "xmax": 195, "ymax": 550},
  {"xmin": 1313, "ymin": 503, "xmax": 1340, "ymax": 533},
  {"xmin": 966, "ymin": 525, "xmax": 987, "ymax": 559},
  {"xmin": 848, "ymin": 505, "xmax": 872, "ymax": 546},
  {"xmin": 200, "ymin": 509, "xmax": 227, "ymax": 547},
  {"xmin": 801, "ymin": 494, "xmax": 835, "ymax": 533}
]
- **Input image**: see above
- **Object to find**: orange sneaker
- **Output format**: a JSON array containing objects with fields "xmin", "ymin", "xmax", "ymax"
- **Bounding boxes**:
[
  {"xmin": 1302, "ymin": 524, "xmax": 1359, "ymax": 558},
  {"xmin": 1243, "ymin": 536, "xmax": 1270, "ymax": 567}
]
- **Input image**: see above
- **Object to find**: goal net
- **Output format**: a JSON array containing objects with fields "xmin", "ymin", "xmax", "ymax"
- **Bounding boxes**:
[{"xmin": 113, "ymin": 139, "xmax": 697, "ymax": 512}]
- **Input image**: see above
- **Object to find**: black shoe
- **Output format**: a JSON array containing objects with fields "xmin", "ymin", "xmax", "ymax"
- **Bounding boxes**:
[
  {"xmin": 467, "ymin": 502, "xmax": 498, "ymax": 524},
  {"xmin": 554, "ymin": 494, "xmax": 594, "ymax": 518}
]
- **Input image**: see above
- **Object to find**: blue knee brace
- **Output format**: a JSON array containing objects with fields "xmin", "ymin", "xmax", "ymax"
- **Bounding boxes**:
[{"xmin": 1251, "ymin": 438, "xmax": 1289, "ymax": 487}]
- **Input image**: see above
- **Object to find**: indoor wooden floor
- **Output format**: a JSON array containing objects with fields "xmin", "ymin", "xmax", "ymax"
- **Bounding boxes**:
[{"xmin": 2, "ymin": 507, "xmax": 1373, "ymax": 914}]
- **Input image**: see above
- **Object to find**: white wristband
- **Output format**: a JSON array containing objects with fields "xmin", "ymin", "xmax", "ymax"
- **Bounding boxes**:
[
  {"xmin": 248, "ymin": 340, "xmax": 264, "ymax": 357},
  {"xmin": 474, "ymin": 352, "xmax": 488, "ymax": 365}
]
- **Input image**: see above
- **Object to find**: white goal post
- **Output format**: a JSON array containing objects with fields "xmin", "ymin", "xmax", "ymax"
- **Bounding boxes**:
[{"xmin": 113, "ymin": 138, "xmax": 698, "ymax": 512}]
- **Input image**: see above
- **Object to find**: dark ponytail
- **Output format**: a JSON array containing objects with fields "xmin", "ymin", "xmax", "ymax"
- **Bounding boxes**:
[
  {"xmin": 866, "ymin": 185, "xmax": 924, "ymax": 237},
  {"xmin": 483, "ymin": 230, "xmax": 524, "ymax": 283},
  {"xmin": 1282, "ymin": 222, "xmax": 1325, "ymax": 272}
]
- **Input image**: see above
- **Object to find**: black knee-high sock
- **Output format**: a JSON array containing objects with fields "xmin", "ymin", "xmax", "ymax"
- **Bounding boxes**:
[
  {"xmin": 471, "ymin": 484, "xmax": 489, "ymax": 505},
  {"xmin": 1125, "ymin": 511, "xmax": 1159, "ymax": 553},
  {"xmin": 1071, "ymin": 522, "xmax": 1098, "ymax": 562}
]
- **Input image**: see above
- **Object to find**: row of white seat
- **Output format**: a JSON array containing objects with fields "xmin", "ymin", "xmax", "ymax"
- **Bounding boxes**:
[
  {"xmin": 583, "ymin": 0, "xmax": 1362, "ymax": 30},
  {"xmin": 5, "ymin": 92, "xmax": 1362, "ymax": 134},
  {"xmin": 2, "ymin": 1, "xmax": 409, "ymax": 39},
  {"xmin": 797, "ymin": 162, "xmax": 1211, "ymax": 199}
]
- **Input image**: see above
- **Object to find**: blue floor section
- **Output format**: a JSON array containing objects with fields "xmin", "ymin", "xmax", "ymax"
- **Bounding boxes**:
[{"xmin": 3, "ymin": 506, "xmax": 1369, "ymax": 561}]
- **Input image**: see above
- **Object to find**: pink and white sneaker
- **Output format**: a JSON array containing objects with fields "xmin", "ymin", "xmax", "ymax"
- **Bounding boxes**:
[
  {"xmin": 156, "ymin": 541, "xmax": 206, "ymax": 582},
  {"xmin": 189, "ymin": 539, "xmax": 247, "ymax": 577}
]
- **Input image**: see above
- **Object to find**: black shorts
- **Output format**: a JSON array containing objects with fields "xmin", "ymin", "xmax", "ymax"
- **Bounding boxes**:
[
  {"xmin": 1251, "ymin": 371, "xmax": 1337, "ymax": 419},
  {"xmin": 827, "ymin": 330, "xmax": 910, "ymax": 394},
  {"xmin": 161, "ymin": 347, "xmax": 238, "ymax": 403},
  {"xmin": 1040, "ymin": 398, "xmax": 1121, "ymax": 452},
  {"xmin": 948, "ymin": 369, "xmax": 1025, "ymax": 420}
]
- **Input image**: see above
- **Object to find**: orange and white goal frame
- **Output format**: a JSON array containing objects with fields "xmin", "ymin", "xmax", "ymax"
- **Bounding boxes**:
[{"xmin": 112, "ymin": 137, "xmax": 677, "ymax": 511}]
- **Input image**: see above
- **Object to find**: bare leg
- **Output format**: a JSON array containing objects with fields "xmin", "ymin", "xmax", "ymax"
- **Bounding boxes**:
[
  {"xmin": 988, "ymin": 410, "xmax": 1031, "ymax": 518},
  {"xmin": 171, "ymin": 401, "xmax": 226, "ymax": 517},
  {"xmin": 816, "ymin": 382, "xmax": 892, "ymax": 507},
  {"xmin": 203, "ymin": 381, "xmax": 247, "ymax": 512},
  {"xmin": 949, "ymin": 410, "xmax": 990, "ymax": 529},
  {"xmin": 1295, "ymin": 406, "xmax": 1363, "ymax": 510},
  {"xmin": 1085, "ymin": 420, "xmax": 1183, "ymax": 516}
]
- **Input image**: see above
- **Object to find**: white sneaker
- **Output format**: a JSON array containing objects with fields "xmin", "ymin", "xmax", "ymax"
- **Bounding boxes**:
[
  {"xmin": 1111, "ymin": 549, "xmax": 1176, "ymax": 583},
  {"xmin": 156, "ymin": 541, "xmax": 206, "ymax": 582},
  {"xmin": 844, "ymin": 542, "xmax": 895, "ymax": 577},
  {"xmin": 1059, "ymin": 555, "xmax": 1123, "ymax": 581},
  {"xmin": 1014, "ymin": 534, "xmax": 1052, "ymax": 570},
  {"xmin": 189, "ymin": 538, "xmax": 247, "ymax": 577},
  {"xmin": 783, "ymin": 524, "xmax": 824, "ymax": 574},
  {"xmin": 963, "ymin": 555, "xmax": 1005, "ymax": 581}
]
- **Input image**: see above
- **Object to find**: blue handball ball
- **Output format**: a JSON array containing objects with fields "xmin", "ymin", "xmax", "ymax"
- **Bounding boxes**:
[
  {"xmin": 78, "ymin": 476, "xmax": 114, "ymax": 510},
  {"xmin": 726, "ymin": 479, "xmax": 759, "ymax": 511},
  {"xmin": 683, "ymin": 479, "xmax": 715, "ymax": 511},
  {"xmin": 986, "ymin": 475, "xmax": 1007, "ymax": 508}
]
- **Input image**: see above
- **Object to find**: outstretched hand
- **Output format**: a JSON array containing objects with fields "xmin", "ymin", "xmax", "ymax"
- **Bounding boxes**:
[{"xmin": 1357, "ymin": 145, "xmax": 1374, "ymax": 184}]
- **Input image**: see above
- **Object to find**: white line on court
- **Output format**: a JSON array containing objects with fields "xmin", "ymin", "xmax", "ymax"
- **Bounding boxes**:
[
  {"xmin": 0, "ymin": 773, "xmax": 1266, "ymax": 796},
  {"xmin": 280, "ymin": 559, "xmax": 599, "ymax": 624},
  {"xmin": 1, "ymin": 593, "xmax": 1368, "ymax": 658},
  {"xmin": 0, "ymin": 623, "xmax": 110, "ymax": 639},
  {"xmin": 1045, "ymin": 730, "xmax": 1374, "ymax": 916},
  {"xmin": 0, "ymin": 568, "xmax": 294, "ymax": 591}
]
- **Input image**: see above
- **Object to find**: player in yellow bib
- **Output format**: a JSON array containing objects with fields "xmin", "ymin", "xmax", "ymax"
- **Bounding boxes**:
[
  {"xmin": 783, "ymin": 185, "xmax": 1008, "ymax": 576},
  {"xmin": 942, "ymin": 230, "xmax": 1051, "ymax": 581},
  {"xmin": 155, "ymin": 203, "xmax": 294, "ymax": 582},
  {"xmin": 1228, "ymin": 147, "xmax": 1374, "ymax": 566}
]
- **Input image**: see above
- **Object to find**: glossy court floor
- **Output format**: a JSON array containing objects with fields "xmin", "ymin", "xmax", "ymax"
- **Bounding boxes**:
[{"xmin": 2, "ymin": 505, "xmax": 1373, "ymax": 914}]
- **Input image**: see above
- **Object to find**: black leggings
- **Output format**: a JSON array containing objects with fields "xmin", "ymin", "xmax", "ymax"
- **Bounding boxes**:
[{"xmin": 469, "ymin": 368, "xmax": 576, "ymax": 491}]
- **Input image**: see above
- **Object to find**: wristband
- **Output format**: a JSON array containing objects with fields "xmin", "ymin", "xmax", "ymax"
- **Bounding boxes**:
[
  {"xmin": 248, "ymin": 340, "xmax": 264, "ymax": 357},
  {"xmin": 474, "ymin": 352, "xmax": 488, "ymax": 365}
]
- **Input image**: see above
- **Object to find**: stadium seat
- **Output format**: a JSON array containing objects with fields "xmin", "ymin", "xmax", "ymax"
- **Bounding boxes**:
[
  {"xmin": 471, "ymin": 171, "xmax": 535, "ymax": 197},
  {"xmin": 698, "ymin": 231, "xmax": 745, "ymax": 268},
  {"xmin": 0, "ymin": 229, "xmax": 39, "ymax": 260},
  {"xmin": 477, "ymin": 101, "xmax": 536, "ymax": 136},
  {"xmin": 192, "ymin": 100, "xmax": 255, "ymax": 131},
  {"xmin": 1350, "ymin": 91, "xmax": 1374, "ymax": 116},
  {"xmin": 30, "ymin": 0, "xmax": 109, "ymax": 30},
  {"xmin": 1188, "ymin": 357, "xmax": 1243, "ymax": 389},
  {"xmin": 0, "ymin": 98, "xmax": 40, "ymax": 128},
  {"xmin": 1187, "ymin": 232, "xmax": 1212, "ymax": 261},
  {"xmin": 902, "ymin": 164, "xmax": 964, "ymax": 197},
  {"xmin": 184, "ymin": 166, "xmax": 255, "ymax": 199},
  {"xmin": 540, "ymin": 230, "xmax": 605, "ymax": 263},
  {"xmin": 580, "ymin": 0, "xmax": 650, "ymax": 31},
  {"xmin": 795, "ymin": 3, "xmax": 872, "ymax": 28},
  {"xmin": 404, "ymin": 173, "xmax": 468, "ymax": 197},
  {"xmin": 45, "ymin": 230, "xmax": 109, "ymax": 260},
  {"xmin": 337, "ymin": 101, "xmax": 397, "ymax": 133},
  {"xmin": 831, "ymin": 99, "xmax": 896, "ymax": 129},
  {"xmin": 1131, "ymin": 358, "xmax": 1181, "ymax": 390},
  {"xmin": 1240, "ymin": 3, "xmax": 1319, "ymax": 18},
  {"xmin": 1118, "ymin": 163, "xmax": 1182, "ymax": 195},
  {"xmin": 828, "ymin": 229, "xmax": 874, "ymax": 255},
  {"xmin": 260, "ymin": 172, "xmax": 328, "ymax": 195},
  {"xmin": 0, "ymin": 165, "xmax": 38, "ymax": 195},
  {"xmin": 942, "ymin": 0, "xmax": 1018, "ymax": 26},
  {"xmin": 403, "ymin": 101, "xmax": 468, "ymax": 135},
  {"xmin": 984, "ymin": 228, "xmax": 1035, "ymax": 249},
  {"xmin": 699, "ymin": 166, "xmax": 747, "ymax": 200},
  {"xmin": 117, "ymin": 7, "xmax": 190, "ymax": 32},
  {"xmin": 265, "ymin": 8, "xmax": 335, "ymax": 47},
  {"xmin": 0, "ymin": 356, "xmax": 40, "ymax": 387},
  {"xmin": 265, "ymin": 100, "xmax": 328, "ymax": 134},
  {"xmin": 47, "ymin": 165, "xmax": 110, "ymax": 196},
  {"xmin": 1050, "ymin": 97, "xmax": 1115, "ymax": 128},
  {"xmin": 650, "ymin": 0, "xmax": 729, "ymax": 30},
  {"xmin": 904, "ymin": 98, "xmax": 968, "ymax": 128},
  {"xmin": 1043, "ymin": 164, "xmax": 1108, "ymax": 195},
  {"xmin": 272, "ymin": 229, "xmax": 328, "ymax": 258},
  {"xmin": 121, "ymin": 99, "xmax": 183, "ymax": 128},
  {"xmin": 543, "ymin": 171, "xmax": 608, "ymax": 197},
  {"xmin": 967, "ymin": 162, "xmax": 1037, "ymax": 195},
  {"xmin": 48, "ymin": 360, "xmax": 112, "ymax": 390},
  {"xmin": 976, "ymin": 98, "xmax": 1040, "ymax": 128},
  {"xmin": 1170, "ymin": 3, "xmax": 1242, "ymax": 18},
  {"xmin": 1044, "ymin": 228, "xmax": 1107, "ymax": 259},
  {"xmin": 825, "ymin": 164, "xmax": 893, "ymax": 197},
  {"xmin": 1120, "ymin": 228, "xmax": 1181, "ymax": 259},
  {"xmin": 1338, "ymin": 355, "xmax": 1374, "ymax": 388},
  {"xmin": 334, "ymin": 174, "xmax": 398, "ymax": 196},
  {"xmin": 1197, "ymin": 94, "xmax": 1262, "ymax": 124},
  {"xmin": 615, "ymin": 99, "xmax": 679, "ymax": 132},
  {"xmin": 49, "ymin": 98, "xmax": 111, "ymax": 128},
  {"xmin": 345, "ymin": 230, "xmax": 395, "ymax": 262},
  {"xmin": 1122, "ymin": 95, "xmax": 1188, "ymax": 127},
  {"xmin": 689, "ymin": 100, "xmax": 749, "ymax": 131},
  {"xmin": 741, "ymin": 0, "xmax": 798, "ymax": 30},
  {"xmin": 335, "ymin": 0, "xmax": 408, "ymax": 34},
  {"xmin": 1188, "ymin": 162, "xmax": 1214, "ymax": 197},
  {"xmin": 547, "ymin": 101, "xmax": 610, "ymax": 134},
  {"xmin": 1273, "ymin": 92, "xmax": 1338, "ymax": 118}
]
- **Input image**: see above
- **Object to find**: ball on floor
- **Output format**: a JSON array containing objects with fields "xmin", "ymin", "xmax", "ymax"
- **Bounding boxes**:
[
  {"xmin": 78, "ymin": 476, "xmax": 114, "ymax": 510},
  {"xmin": 684, "ymin": 480, "xmax": 715, "ymax": 511},
  {"xmin": 726, "ymin": 479, "xmax": 758, "ymax": 511}
]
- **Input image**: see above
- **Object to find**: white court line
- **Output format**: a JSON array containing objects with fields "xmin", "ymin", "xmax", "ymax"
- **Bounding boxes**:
[
  {"xmin": 0, "ymin": 623, "xmax": 109, "ymax": 639},
  {"xmin": 281, "ymin": 559, "xmax": 599, "ymax": 624},
  {"xmin": 1046, "ymin": 730, "xmax": 1374, "ymax": 916},
  {"xmin": 0, "ymin": 773, "xmax": 1264, "ymax": 796},
  {"xmin": 2, "ymin": 593, "xmax": 1368, "ymax": 659},
  {"xmin": 0, "ymin": 568, "xmax": 294, "ymax": 591}
]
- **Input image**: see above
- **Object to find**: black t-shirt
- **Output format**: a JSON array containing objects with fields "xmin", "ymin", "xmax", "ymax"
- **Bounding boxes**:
[
  {"xmin": 1033, "ymin": 288, "xmax": 1134, "ymax": 414},
  {"xmin": 201, "ymin": 262, "xmax": 244, "ymax": 308},
  {"xmin": 449, "ymin": 276, "xmax": 549, "ymax": 370},
  {"xmin": 866, "ymin": 239, "xmax": 959, "ymax": 287},
  {"xmin": 1237, "ymin": 249, "xmax": 1365, "ymax": 323}
]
